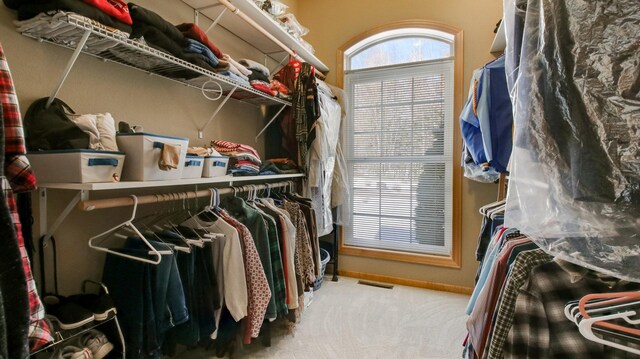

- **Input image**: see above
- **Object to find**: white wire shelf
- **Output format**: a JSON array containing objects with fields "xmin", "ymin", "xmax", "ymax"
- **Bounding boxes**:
[
  {"xmin": 37, "ymin": 173, "xmax": 305, "ymax": 191},
  {"xmin": 18, "ymin": 13, "xmax": 291, "ymax": 107},
  {"xmin": 182, "ymin": 0, "xmax": 329, "ymax": 73}
]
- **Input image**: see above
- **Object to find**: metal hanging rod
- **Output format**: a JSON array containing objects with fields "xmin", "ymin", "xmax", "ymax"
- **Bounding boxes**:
[{"xmin": 79, "ymin": 180, "xmax": 296, "ymax": 211}]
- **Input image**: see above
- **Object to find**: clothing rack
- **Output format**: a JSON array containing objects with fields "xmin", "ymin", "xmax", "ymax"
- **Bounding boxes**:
[{"xmin": 79, "ymin": 181, "xmax": 295, "ymax": 211}]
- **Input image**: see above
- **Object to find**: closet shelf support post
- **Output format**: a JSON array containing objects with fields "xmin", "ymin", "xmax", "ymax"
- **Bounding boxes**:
[
  {"xmin": 255, "ymin": 104, "xmax": 287, "ymax": 142},
  {"xmin": 39, "ymin": 189, "xmax": 87, "ymax": 244},
  {"xmin": 205, "ymin": 7, "xmax": 228, "ymax": 35},
  {"xmin": 197, "ymin": 86, "xmax": 238, "ymax": 138},
  {"xmin": 45, "ymin": 29, "xmax": 91, "ymax": 108}
]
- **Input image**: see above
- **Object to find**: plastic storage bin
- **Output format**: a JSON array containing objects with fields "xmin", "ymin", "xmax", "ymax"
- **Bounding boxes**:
[
  {"xmin": 27, "ymin": 149, "xmax": 125, "ymax": 183},
  {"xmin": 182, "ymin": 155, "xmax": 204, "ymax": 179},
  {"xmin": 202, "ymin": 156, "xmax": 229, "ymax": 178},
  {"xmin": 116, "ymin": 133, "xmax": 189, "ymax": 181}
]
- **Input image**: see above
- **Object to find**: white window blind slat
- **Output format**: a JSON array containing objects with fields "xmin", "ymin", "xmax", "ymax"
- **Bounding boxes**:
[{"xmin": 345, "ymin": 58, "xmax": 454, "ymax": 256}]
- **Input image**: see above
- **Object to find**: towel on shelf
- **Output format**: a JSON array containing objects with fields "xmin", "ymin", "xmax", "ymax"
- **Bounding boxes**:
[
  {"xmin": 159, "ymin": 143, "xmax": 180, "ymax": 171},
  {"xmin": 223, "ymin": 54, "xmax": 252, "ymax": 77},
  {"xmin": 238, "ymin": 59, "xmax": 270, "ymax": 79},
  {"xmin": 248, "ymin": 70, "xmax": 270, "ymax": 83},
  {"xmin": 176, "ymin": 23, "xmax": 223, "ymax": 59}
]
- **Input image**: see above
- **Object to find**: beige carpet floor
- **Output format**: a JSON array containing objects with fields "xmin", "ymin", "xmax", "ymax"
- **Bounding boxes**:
[{"xmin": 178, "ymin": 276, "xmax": 470, "ymax": 359}]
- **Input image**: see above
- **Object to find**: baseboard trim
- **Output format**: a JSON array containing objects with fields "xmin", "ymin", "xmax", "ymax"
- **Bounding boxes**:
[{"xmin": 339, "ymin": 270, "xmax": 474, "ymax": 295}]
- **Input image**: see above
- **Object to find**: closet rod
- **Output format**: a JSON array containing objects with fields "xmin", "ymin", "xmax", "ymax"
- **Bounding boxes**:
[
  {"xmin": 216, "ymin": 0, "xmax": 300, "ymax": 61},
  {"xmin": 79, "ymin": 180, "xmax": 295, "ymax": 211}
]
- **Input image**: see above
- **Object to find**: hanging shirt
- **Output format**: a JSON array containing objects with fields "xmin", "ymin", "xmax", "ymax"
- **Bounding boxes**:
[
  {"xmin": 485, "ymin": 249, "xmax": 552, "ymax": 359},
  {"xmin": 218, "ymin": 209, "xmax": 271, "ymax": 344},
  {"xmin": 504, "ymin": 260, "xmax": 640, "ymax": 358},
  {"xmin": 283, "ymin": 200, "xmax": 316, "ymax": 288},
  {"xmin": 222, "ymin": 197, "xmax": 277, "ymax": 321},
  {"xmin": 259, "ymin": 199, "xmax": 299, "ymax": 310},
  {"xmin": 253, "ymin": 208, "xmax": 288, "ymax": 317},
  {"xmin": 0, "ymin": 43, "xmax": 53, "ymax": 352},
  {"xmin": 182, "ymin": 216, "xmax": 248, "ymax": 324}
]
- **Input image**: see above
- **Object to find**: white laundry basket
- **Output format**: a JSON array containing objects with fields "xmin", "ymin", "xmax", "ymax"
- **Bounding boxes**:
[
  {"xmin": 202, "ymin": 156, "xmax": 229, "ymax": 177},
  {"xmin": 182, "ymin": 155, "xmax": 204, "ymax": 179}
]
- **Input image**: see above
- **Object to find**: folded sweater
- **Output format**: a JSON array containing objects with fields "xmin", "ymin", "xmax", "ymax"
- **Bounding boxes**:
[
  {"xmin": 128, "ymin": 2, "xmax": 185, "ymax": 45},
  {"xmin": 176, "ymin": 23, "xmax": 223, "ymax": 59},
  {"xmin": 81, "ymin": 0, "xmax": 131, "ymax": 25},
  {"xmin": 15, "ymin": 0, "xmax": 132, "ymax": 32},
  {"xmin": 239, "ymin": 59, "xmax": 270, "ymax": 78}
]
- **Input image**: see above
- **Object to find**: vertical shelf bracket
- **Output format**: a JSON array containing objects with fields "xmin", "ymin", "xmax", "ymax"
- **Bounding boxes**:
[
  {"xmin": 255, "ymin": 103, "xmax": 287, "ymax": 142},
  {"xmin": 198, "ymin": 86, "xmax": 238, "ymax": 137},
  {"xmin": 46, "ymin": 29, "xmax": 91, "ymax": 107}
]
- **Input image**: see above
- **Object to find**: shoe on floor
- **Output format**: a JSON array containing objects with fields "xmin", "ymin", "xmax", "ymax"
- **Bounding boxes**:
[
  {"xmin": 43, "ymin": 295, "xmax": 95, "ymax": 330},
  {"xmin": 71, "ymin": 329, "xmax": 113, "ymax": 359},
  {"xmin": 53, "ymin": 345, "xmax": 93, "ymax": 359},
  {"xmin": 68, "ymin": 291, "xmax": 117, "ymax": 321}
]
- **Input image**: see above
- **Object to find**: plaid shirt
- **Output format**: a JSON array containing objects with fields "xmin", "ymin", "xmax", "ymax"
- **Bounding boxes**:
[
  {"xmin": 0, "ymin": 44, "xmax": 53, "ymax": 351},
  {"xmin": 484, "ymin": 249, "xmax": 552, "ymax": 359},
  {"xmin": 258, "ymin": 211, "xmax": 288, "ymax": 316},
  {"xmin": 504, "ymin": 260, "xmax": 640, "ymax": 358}
]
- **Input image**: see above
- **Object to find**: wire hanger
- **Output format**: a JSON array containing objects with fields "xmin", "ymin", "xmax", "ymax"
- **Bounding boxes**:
[{"xmin": 88, "ymin": 195, "xmax": 171, "ymax": 265}]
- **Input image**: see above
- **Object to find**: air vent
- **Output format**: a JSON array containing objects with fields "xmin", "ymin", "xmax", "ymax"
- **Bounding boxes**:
[{"xmin": 357, "ymin": 280, "xmax": 394, "ymax": 289}]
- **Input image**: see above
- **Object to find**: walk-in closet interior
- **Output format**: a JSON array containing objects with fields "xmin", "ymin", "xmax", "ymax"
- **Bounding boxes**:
[{"xmin": 0, "ymin": 0, "xmax": 637, "ymax": 358}]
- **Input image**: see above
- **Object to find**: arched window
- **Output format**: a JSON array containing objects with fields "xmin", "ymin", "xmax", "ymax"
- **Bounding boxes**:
[{"xmin": 340, "ymin": 23, "xmax": 460, "ymax": 263}]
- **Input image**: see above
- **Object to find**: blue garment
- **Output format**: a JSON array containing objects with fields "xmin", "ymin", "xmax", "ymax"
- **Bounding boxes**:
[
  {"xmin": 102, "ymin": 238, "xmax": 188, "ymax": 358},
  {"xmin": 460, "ymin": 56, "xmax": 513, "ymax": 173},
  {"xmin": 184, "ymin": 38, "xmax": 220, "ymax": 68},
  {"xmin": 465, "ymin": 227, "xmax": 518, "ymax": 315}
]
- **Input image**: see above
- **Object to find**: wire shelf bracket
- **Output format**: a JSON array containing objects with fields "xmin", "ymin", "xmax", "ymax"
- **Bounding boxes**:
[
  {"xmin": 197, "ymin": 85, "xmax": 238, "ymax": 138},
  {"xmin": 255, "ymin": 103, "xmax": 287, "ymax": 142},
  {"xmin": 45, "ymin": 29, "xmax": 91, "ymax": 107}
]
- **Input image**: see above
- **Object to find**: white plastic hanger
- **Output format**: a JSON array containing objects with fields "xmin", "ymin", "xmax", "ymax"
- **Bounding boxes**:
[
  {"xmin": 88, "ymin": 195, "xmax": 172, "ymax": 265},
  {"xmin": 578, "ymin": 310, "xmax": 640, "ymax": 355}
]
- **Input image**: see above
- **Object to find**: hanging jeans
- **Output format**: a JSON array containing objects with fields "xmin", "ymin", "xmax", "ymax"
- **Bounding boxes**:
[{"xmin": 102, "ymin": 239, "xmax": 188, "ymax": 358}]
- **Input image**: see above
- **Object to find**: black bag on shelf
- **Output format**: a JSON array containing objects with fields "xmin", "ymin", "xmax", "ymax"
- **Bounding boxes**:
[{"xmin": 24, "ymin": 97, "xmax": 90, "ymax": 152}]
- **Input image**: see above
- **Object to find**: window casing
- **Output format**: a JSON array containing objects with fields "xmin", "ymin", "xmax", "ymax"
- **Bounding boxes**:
[{"xmin": 343, "ymin": 30, "xmax": 455, "ymax": 257}]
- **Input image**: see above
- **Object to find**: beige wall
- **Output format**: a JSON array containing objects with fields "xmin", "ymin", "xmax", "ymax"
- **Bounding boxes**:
[
  {"xmin": 296, "ymin": 0, "xmax": 502, "ymax": 288},
  {"xmin": 0, "ymin": 1, "xmax": 284, "ymax": 294}
]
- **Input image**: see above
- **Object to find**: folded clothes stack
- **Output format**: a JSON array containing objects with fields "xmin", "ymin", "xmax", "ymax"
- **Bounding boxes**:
[
  {"xmin": 211, "ymin": 140, "xmax": 262, "ymax": 176},
  {"xmin": 260, "ymin": 158, "xmax": 299, "ymax": 175},
  {"xmin": 239, "ymin": 59, "xmax": 276, "ymax": 96},
  {"xmin": 269, "ymin": 79, "xmax": 291, "ymax": 100},
  {"xmin": 175, "ymin": 23, "xmax": 233, "ymax": 75},
  {"xmin": 127, "ymin": 3, "xmax": 230, "ymax": 78},
  {"xmin": 7, "ymin": 0, "xmax": 133, "ymax": 33}
]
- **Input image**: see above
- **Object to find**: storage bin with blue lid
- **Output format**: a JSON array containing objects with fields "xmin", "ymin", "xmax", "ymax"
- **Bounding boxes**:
[
  {"xmin": 202, "ymin": 156, "xmax": 229, "ymax": 177},
  {"xmin": 182, "ymin": 155, "xmax": 204, "ymax": 179},
  {"xmin": 116, "ymin": 132, "xmax": 189, "ymax": 181},
  {"xmin": 27, "ymin": 149, "xmax": 125, "ymax": 183}
]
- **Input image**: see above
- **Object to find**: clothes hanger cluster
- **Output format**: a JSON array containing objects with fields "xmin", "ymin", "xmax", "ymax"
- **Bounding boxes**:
[
  {"xmin": 87, "ymin": 182, "xmax": 298, "ymax": 264},
  {"xmin": 565, "ymin": 291, "xmax": 640, "ymax": 355}
]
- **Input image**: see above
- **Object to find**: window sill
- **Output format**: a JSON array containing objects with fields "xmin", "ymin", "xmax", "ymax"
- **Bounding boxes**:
[{"xmin": 339, "ymin": 242, "xmax": 461, "ymax": 268}]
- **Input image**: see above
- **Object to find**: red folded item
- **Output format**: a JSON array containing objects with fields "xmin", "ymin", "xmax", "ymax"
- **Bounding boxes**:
[
  {"xmin": 270, "ymin": 79, "xmax": 290, "ymax": 95},
  {"xmin": 81, "ymin": 0, "xmax": 132, "ymax": 25},
  {"xmin": 250, "ymin": 81, "xmax": 276, "ymax": 96},
  {"xmin": 176, "ymin": 23, "xmax": 223, "ymax": 59}
]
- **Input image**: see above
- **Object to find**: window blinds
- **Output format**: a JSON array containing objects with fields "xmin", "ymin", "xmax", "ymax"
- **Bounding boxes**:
[{"xmin": 345, "ymin": 60, "xmax": 454, "ymax": 255}]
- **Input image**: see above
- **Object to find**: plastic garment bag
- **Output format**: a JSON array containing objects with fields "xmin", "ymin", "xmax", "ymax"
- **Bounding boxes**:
[
  {"xmin": 305, "ymin": 80, "xmax": 343, "ymax": 236},
  {"xmin": 504, "ymin": 0, "xmax": 640, "ymax": 281}
]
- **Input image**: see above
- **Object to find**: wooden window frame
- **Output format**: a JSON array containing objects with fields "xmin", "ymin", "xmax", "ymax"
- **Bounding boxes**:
[{"xmin": 337, "ymin": 20, "xmax": 463, "ymax": 269}]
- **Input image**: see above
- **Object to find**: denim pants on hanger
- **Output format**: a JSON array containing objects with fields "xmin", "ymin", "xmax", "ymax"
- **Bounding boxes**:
[{"xmin": 103, "ymin": 239, "xmax": 188, "ymax": 358}]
